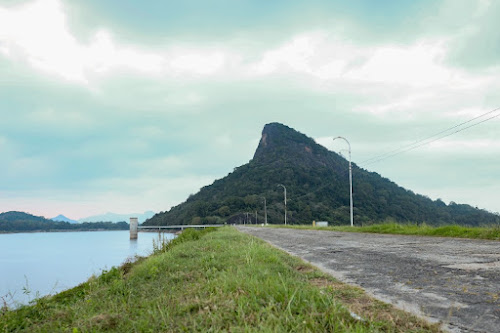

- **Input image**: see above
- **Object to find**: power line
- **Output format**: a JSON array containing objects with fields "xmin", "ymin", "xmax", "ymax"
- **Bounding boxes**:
[
  {"xmin": 365, "ymin": 112, "xmax": 500, "ymax": 166},
  {"xmin": 359, "ymin": 106, "xmax": 500, "ymax": 167}
]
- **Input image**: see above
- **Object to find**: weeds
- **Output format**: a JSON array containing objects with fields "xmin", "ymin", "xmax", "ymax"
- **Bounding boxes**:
[
  {"xmin": 1, "ymin": 295, "xmax": 9, "ymax": 316},
  {"xmin": 152, "ymin": 228, "xmax": 216, "ymax": 255}
]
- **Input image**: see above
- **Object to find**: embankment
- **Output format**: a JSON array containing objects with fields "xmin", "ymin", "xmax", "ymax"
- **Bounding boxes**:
[{"xmin": 1, "ymin": 227, "xmax": 440, "ymax": 332}]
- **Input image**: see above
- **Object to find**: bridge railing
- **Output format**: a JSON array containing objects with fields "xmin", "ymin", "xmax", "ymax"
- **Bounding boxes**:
[{"xmin": 138, "ymin": 224, "xmax": 225, "ymax": 230}]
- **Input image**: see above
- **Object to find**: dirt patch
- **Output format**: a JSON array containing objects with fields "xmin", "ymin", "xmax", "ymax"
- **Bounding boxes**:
[
  {"xmin": 307, "ymin": 276, "xmax": 441, "ymax": 332},
  {"xmin": 295, "ymin": 264, "xmax": 315, "ymax": 273},
  {"xmin": 90, "ymin": 313, "xmax": 121, "ymax": 330}
]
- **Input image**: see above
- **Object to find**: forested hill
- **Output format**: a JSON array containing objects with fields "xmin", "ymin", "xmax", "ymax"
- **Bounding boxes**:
[
  {"xmin": 145, "ymin": 122, "xmax": 499, "ymax": 227},
  {"xmin": 0, "ymin": 211, "xmax": 129, "ymax": 232}
]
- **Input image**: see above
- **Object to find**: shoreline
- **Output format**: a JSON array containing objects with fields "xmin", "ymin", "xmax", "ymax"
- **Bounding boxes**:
[{"xmin": 0, "ymin": 229, "xmax": 130, "ymax": 235}]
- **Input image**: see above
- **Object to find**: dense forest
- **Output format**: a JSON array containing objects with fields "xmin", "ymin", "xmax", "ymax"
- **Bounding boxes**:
[
  {"xmin": 0, "ymin": 211, "xmax": 129, "ymax": 233},
  {"xmin": 145, "ymin": 123, "xmax": 500, "ymax": 227}
]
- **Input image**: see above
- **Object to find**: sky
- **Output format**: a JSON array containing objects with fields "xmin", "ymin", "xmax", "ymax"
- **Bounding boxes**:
[{"xmin": 0, "ymin": 0, "xmax": 499, "ymax": 220}]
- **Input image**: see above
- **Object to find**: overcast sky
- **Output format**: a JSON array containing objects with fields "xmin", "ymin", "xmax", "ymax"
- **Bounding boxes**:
[{"xmin": 1, "ymin": 0, "xmax": 499, "ymax": 219}]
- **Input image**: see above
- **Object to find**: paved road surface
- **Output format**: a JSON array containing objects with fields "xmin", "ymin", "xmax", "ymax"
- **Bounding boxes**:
[{"xmin": 237, "ymin": 227, "xmax": 500, "ymax": 333}]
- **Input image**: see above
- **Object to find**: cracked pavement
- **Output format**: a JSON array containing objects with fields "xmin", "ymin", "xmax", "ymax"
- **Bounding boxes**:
[{"xmin": 236, "ymin": 226, "xmax": 500, "ymax": 333}]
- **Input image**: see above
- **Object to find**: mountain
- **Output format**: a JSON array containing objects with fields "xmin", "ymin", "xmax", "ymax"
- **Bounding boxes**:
[
  {"xmin": 0, "ymin": 211, "xmax": 129, "ymax": 232},
  {"xmin": 51, "ymin": 214, "xmax": 78, "ymax": 224},
  {"xmin": 79, "ymin": 211, "xmax": 155, "ymax": 223},
  {"xmin": 144, "ymin": 122, "xmax": 499, "ymax": 227},
  {"xmin": 0, "ymin": 211, "xmax": 51, "ymax": 223},
  {"xmin": 0, "ymin": 211, "xmax": 66, "ymax": 232}
]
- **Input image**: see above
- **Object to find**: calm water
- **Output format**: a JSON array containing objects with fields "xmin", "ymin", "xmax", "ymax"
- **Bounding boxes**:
[{"xmin": 0, "ymin": 230, "xmax": 175, "ymax": 307}]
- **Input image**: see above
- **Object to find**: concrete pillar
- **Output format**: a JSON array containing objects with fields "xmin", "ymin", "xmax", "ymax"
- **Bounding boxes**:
[{"xmin": 130, "ymin": 217, "xmax": 138, "ymax": 240}]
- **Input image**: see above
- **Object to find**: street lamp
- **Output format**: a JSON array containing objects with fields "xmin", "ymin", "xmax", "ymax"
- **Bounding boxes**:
[
  {"xmin": 277, "ymin": 184, "xmax": 287, "ymax": 225},
  {"xmin": 332, "ymin": 136, "xmax": 354, "ymax": 227},
  {"xmin": 263, "ymin": 197, "xmax": 268, "ymax": 225}
]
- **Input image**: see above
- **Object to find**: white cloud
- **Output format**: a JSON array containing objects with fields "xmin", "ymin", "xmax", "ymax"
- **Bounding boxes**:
[
  {"xmin": 355, "ymin": 92, "xmax": 434, "ymax": 116},
  {"xmin": 2, "ymin": 0, "xmax": 498, "ymax": 108},
  {"xmin": 249, "ymin": 32, "xmax": 324, "ymax": 75},
  {"xmin": 443, "ymin": 107, "xmax": 497, "ymax": 118},
  {"xmin": 0, "ymin": 0, "xmax": 230, "ymax": 84},
  {"xmin": 247, "ymin": 32, "xmax": 364, "ymax": 80},
  {"xmin": 0, "ymin": 0, "xmax": 86, "ymax": 82},
  {"xmin": 246, "ymin": 32, "xmax": 464, "ymax": 88},
  {"xmin": 85, "ymin": 30, "xmax": 163, "ymax": 76},
  {"xmin": 346, "ymin": 40, "xmax": 452, "ymax": 87},
  {"xmin": 0, "ymin": 44, "xmax": 9, "ymax": 57}
]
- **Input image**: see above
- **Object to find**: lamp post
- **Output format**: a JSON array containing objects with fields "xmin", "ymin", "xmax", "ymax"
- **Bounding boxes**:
[
  {"xmin": 263, "ymin": 197, "xmax": 268, "ymax": 225},
  {"xmin": 277, "ymin": 184, "xmax": 287, "ymax": 225},
  {"xmin": 332, "ymin": 136, "xmax": 354, "ymax": 227}
]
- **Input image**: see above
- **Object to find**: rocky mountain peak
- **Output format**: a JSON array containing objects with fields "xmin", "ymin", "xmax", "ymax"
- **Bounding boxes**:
[{"xmin": 253, "ymin": 122, "xmax": 329, "ymax": 164}]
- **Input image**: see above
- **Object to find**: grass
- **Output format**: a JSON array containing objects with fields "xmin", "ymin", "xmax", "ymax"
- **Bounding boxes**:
[
  {"xmin": 0, "ymin": 227, "xmax": 441, "ymax": 332},
  {"xmin": 269, "ymin": 222, "xmax": 500, "ymax": 240}
]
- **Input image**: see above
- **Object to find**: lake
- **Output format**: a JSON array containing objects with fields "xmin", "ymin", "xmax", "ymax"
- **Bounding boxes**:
[{"xmin": 0, "ymin": 230, "xmax": 175, "ymax": 307}]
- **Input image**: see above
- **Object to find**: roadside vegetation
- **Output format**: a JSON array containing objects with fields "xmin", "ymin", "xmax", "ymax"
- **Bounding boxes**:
[
  {"xmin": 1, "ymin": 227, "xmax": 440, "ymax": 332},
  {"xmin": 270, "ymin": 222, "xmax": 500, "ymax": 240}
]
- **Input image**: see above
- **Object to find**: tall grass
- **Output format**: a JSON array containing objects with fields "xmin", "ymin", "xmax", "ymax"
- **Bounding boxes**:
[
  {"xmin": 271, "ymin": 222, "xmax": 500, "ymax": 240},
  {"xmin": 151, "ymin": 228, "xmax": 216, "ymax": 255}
]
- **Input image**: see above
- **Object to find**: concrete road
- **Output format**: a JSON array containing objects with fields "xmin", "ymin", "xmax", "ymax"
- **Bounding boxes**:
[{"xmin": 237, "ymin": 226, "xmax": 500, "ymax": 333}]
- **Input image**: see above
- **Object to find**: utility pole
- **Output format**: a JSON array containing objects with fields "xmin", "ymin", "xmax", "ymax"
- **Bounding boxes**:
[
  {"xmin": 333, "ymin": 136, "xmax": 354, "ymax": 227},
  {"xmin": 255, "ymin": 210, "xmax": 258, "ymax": 224},
  {"xmin": 277, "ymin": 184, "xmax": 287, "ymax": 225}
]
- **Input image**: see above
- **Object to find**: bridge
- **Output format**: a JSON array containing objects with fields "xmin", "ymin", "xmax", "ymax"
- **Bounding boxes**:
[
  {"xmin": 129, "ymin": 217, "xmax": 225, "ymax": 239},
  {"xmin": 138, "ymin": 224, "xmax": 225, "ymax": 231}
]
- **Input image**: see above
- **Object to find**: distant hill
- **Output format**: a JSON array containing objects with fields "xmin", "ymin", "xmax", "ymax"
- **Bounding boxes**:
[
  {"xmin": 145, "ymin": 122, "xmax": 500, "ymax": 227},
  {"xmin": 51, "ymin": 214, "xmax": 79, "ymax": 224},
  {"xmin": 79, "ymin": 211, "xmax": 155, "ymax": 223},
  {"xmin": 0, "ymin": 211, "xmax": 50, "ymax": 224},
  {"xmin": 0, "ymin": 211, "xmax": 129, "ymax": 233}
]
